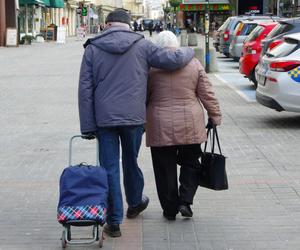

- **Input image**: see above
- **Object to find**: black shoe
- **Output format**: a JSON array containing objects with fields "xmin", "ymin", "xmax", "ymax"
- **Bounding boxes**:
[
  {"xmin": 179, "ymin": 205, "xmax": 193, "ymax": 217},
  {"xmin": 163, "ymin": 212, "xmax": 176, "ymax": 221},
  {"xmin": 126, "ymin": 195, "xmax": 150, "ymax": 219},
  {"xmin": 104, "ymin": 224, "xmax": 121, "ymax": 237}
]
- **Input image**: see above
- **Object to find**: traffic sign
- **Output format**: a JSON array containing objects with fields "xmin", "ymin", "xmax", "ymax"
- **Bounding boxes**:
[{"xmin": 82, "ymin": 7, "xmax": 87, "ymax": 16}]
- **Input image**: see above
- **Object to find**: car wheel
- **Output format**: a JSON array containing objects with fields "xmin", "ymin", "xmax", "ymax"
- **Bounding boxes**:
[{"xmin": 251, "ymin": 67, "xmax": 258, "ymax": 89}]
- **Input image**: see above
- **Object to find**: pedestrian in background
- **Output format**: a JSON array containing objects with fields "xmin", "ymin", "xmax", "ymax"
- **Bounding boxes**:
[
  {"xmin": 78, "ymin": 10, "xmax": 194, "ymax": 237},
  {"xmin": 149, "ymin": 20, "xmax": 153, "ymax": 37},
  {"xmin": 146, "ymin": 31, "xmax": 222, "ymax": 220},
  {"xmin": 133, "ymin": 20, "xmax": 138, "ymax": 31}
]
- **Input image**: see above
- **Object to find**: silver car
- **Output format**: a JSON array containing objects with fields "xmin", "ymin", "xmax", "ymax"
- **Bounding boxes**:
[
  {"xmin": 229, "ymin": 20, "xmax": 260, "ymax": 61},
  {"xmin": 219, "ymin": 15, "xmax": 278, "ymax": 57},
  {"xmin": 256, "ymin": 33, "xmax": 300, "ymax": 112}
]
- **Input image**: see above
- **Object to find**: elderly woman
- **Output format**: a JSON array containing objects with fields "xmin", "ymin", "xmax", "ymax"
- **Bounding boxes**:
[{"xmin": 146, "ymin": 31, "xmax": 222, "ymax": 220}]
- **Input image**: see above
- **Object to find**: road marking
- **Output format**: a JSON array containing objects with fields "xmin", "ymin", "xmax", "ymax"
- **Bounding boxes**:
[{"xmin": 214, "ymin": 73, "xmax": 256, "ymax": 103}]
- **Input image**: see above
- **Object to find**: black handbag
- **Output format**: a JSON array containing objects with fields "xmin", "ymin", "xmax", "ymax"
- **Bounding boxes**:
[{"xmin": 199, "ymin": 126, "xmax": 228, "ymax": 190}]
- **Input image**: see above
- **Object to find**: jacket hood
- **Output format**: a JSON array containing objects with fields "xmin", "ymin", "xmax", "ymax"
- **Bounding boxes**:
[{"xmin": 84, "ymin": 27, "xmax": 144, "ymax": 54}]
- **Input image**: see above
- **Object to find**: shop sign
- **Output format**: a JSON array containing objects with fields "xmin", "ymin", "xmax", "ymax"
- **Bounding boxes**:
[
  {"xmin": 57, "ymin": 26, "xmax": 66, "ymax": 44},
  {"xmin": 6, "ymin": 28, "xmax": 18, "ymax": 47},
  {"xmin": 179, "ymin": 4, "xmax": 231, "ymax": 11}
]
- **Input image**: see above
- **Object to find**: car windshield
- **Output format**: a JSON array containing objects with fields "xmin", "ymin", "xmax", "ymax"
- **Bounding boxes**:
[
  {"xmin": 241, "ymin": 23, "xmax": 258, "ymax": 35},
  {"xmin": 266, "ymin": 38, "xmax": 299, "ymax": 58},
  {"xmin": 245, "ymin": 26, "xmax": 264, "ymax": 42},
  {"xmin": 266, "ymin": 23, "xmax": 292, "ymax": 38},
  {"xmin": 143, "ymin": 19, "xmax": 152, "ymax": 24}
]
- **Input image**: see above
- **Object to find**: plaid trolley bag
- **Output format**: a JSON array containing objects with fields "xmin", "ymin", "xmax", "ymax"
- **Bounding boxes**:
[{"xmin": 57, "ymin": 135, "xmax": 108, "ymax": 248}]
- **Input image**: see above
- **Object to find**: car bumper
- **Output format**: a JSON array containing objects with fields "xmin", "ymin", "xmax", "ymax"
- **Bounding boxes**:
[
  {"xmin": 229, "ymin": 43, "xmax": 243, "ymax": 60},
  {"xmin": 256, "ymin": 92, "xmax": 284, "ymax": 111},
  {"xmin": 239, "ymin": 54, "xmax": 259, "ymax": 77},
  {"xmin": 257, "ymin": 71, "xmax": 300, "ymax": 113},
  {"xmin": 219, "ymin": 43, "xmax": 230, "ymax": 55}
]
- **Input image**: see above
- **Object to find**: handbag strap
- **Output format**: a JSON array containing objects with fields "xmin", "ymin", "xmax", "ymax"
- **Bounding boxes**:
[
  {"xmin": 203, "ymin": 128, "xmax": 214, "ymax": 153},
  {"xmin": 203, "ymin": 126, "xmax": 222, "ymax": 155},
  {"xmin": 213, "ymin": 127, "xmax": 222, "ymax": 155}
]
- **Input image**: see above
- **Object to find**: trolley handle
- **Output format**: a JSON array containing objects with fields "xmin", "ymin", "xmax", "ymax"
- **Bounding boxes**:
[{"xmin": 68, "ymin": 135, "xmax": 100, "ymax": 167}]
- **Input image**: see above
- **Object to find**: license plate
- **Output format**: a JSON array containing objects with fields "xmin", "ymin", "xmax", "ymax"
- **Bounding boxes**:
[
  {"xmin": 258, "ymin": 74, "xmax": 266, "ymax": 86},
  {"xmin": 262, "ymin": 62, "xmax": 268, "ymax": 74}
]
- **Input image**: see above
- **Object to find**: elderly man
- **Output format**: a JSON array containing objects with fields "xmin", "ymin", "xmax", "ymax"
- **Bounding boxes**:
[{"xmin": 78, "ymin": 9, "xmax": 194, "ymax": 237}]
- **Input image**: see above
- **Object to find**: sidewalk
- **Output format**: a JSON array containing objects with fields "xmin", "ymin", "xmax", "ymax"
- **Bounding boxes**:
[{"xmin": 1, "ymin": 33, "xmax": 300, "ymax": 250}]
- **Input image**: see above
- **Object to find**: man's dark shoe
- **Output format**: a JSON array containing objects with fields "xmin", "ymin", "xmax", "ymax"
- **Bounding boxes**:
[
  {"xmin": 179, "ymin": 204, "xmax": 193, "ymax": 218},
  {"xmin": 103, "ymin": 224, "xmax": 121, "ymax": 237},
  {"xmin": 126, "ymin": 195, "xmax": 149, "ymax": 219},
  {"xmin": 163, "ymin": 212, "xmax": 176, "ymax": 221}
]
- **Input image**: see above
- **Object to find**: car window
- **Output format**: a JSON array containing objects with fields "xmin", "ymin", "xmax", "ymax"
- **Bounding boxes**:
[
  {"xmin": 241, "ymin": 23, "xmax": 257, "ymax": 35},
  {"xmin": 221, "ymin": 17, "xmax": 232, "ymax": 30},
  {"xmin": 266, "ymin": 23, "xmax": 292, "ymax": 38},
  {"xmin": 233, "ymin": 22, "xmax": 244, "ymax": 35},
  {"xmin": 267, "ymin": 38, "xmax": 299, "ymax": 58},
  {"xmin": 245, "ymin": 26, "xmax": 264, "ymax": 42}
]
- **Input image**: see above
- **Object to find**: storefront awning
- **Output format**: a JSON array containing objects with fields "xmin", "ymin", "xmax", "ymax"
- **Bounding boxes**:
[
  {"xmin": 19, "ymin": 0, "xmax": 48, "ymax": 5},
  {"xmin": 49, "ymin": 0, "xmax": 64, "ymax": 8},
  {"xmin": 183, "ymin": 0, "xmax": 230, "ymax": 3}
]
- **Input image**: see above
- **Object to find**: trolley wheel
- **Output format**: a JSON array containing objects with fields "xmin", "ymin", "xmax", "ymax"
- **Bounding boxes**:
[
  {"xmin": 61, "ymin": 230, "xmax": 67, "ymax": 248},
  {"xmin": 98, "ymin": 231, "xmax": 104, "ymax": 248},
  {"xmin": 67, "ymin": 226, "xmax": 71, "ymax": 241}
]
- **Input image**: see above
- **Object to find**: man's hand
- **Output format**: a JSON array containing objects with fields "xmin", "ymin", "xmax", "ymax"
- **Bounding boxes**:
[{"xmin": 81, "ymin": 132, "xmax": 96, "ymax": 140}]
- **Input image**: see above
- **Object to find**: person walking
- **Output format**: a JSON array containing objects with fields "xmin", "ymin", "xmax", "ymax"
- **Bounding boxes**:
[
  {"xmin": 148, "ymin": 20, "xmax": 153, "ymax": 37},
  {"xmin": 146, "ymin": 31, "xmax": 222, "ymax": 220},
  {"xmin": 78, "ymin": 10, "xmax": 194, "ymax": 237}
]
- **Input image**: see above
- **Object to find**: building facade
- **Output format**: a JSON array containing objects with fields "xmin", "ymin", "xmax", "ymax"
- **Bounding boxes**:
[
  {"xmin": 0, "ymin": 0, "xmax": 127, "ymax": 46},
  {"xmin": 123, "ymin": 0, "xmax": 144, "ymax": 19},
  {"xmin": 0, "ymin": 0, "xmax": 18, "ymax": 46}
]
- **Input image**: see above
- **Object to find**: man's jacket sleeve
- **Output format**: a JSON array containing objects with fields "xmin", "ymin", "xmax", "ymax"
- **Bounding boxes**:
[
  {"xmin": 146, "ymin": 42, "xmax": 195, "ymax": 70},
  {"xmin": 78, "ymin": 46, "xmax": 97, "ymax": 133}
]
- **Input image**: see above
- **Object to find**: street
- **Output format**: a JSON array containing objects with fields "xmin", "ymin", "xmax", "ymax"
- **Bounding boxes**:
[{"xmin": 1, "ymin": 34, "xmax": 300, "ymax": 250}]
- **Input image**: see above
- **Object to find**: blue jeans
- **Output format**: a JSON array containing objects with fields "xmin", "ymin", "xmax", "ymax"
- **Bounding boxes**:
[{"xmin": 96, "ymin": 125, "xmax": 145, "ymax": 225}]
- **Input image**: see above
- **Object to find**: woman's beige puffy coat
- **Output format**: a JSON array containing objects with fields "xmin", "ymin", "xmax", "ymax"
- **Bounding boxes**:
[{"xmin": 146, "ymin": 58, "xmax": 222, "ymax": 147}]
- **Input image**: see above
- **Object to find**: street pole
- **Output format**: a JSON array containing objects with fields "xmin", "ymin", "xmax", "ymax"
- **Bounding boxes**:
[
  {"xmin": 205, "ymin": 0, "xmax": 210, "ymax": 73},
  {"xmin": 277, "ymin": 0, "xmax": 280, "ymax": 16},
  {"xmin": 0, "ymin": 0, "xmax": 6, "ymax": 46}
]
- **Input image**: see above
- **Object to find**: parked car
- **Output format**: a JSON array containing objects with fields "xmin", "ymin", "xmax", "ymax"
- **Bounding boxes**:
[
  {"xmin": 213, "ymin": 19, "xmax": 231, "ymax": 52},
  {"xmin": 229, "ymin": 19, "xmax": 277, "ymax": 61},
  {"xmin": 261, "ymin": 17, "xmax": 300, "ymax": 57},
  {"xmin": 142, "ymin": 19, "xmax": 154, "ymax": 30},
  {"xmin": 239, "ymin": 22, "xmax": 277, "ymax": 88},
  {"xmin": 153, "ymin": 19, "xmax": 163, "ymax": 32},
  {"xmin": 229, "ymin": 20, "xmax": 259, "ymax": 61},
  {"xmin": 256, "ymin": 33, "xmax": 300, "ymax": 112},
  {"xmin": 219, "ymin": 15, "xmax": 279, "ymax": 57}
]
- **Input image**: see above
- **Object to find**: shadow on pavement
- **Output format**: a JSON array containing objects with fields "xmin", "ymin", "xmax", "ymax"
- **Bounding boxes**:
[{"xmin": 262, "ymin": 115, "xmax": 300, "ymax": 129}]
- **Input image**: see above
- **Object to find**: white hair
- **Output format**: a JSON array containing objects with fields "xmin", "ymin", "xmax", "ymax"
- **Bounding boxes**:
[{"xmin": 155, "ymin": 31, "xmax": 179, "ymax": 48}]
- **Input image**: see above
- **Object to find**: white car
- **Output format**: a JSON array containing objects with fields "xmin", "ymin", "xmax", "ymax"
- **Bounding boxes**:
[{"xmin": 256, "ymin": 32, "xmax": 300, "ymax": 112}]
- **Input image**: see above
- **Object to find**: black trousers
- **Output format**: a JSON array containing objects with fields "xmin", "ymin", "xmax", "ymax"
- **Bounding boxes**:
[{"xmin": 150, "ymin": 144, "xmax": 201, "ymax": 216}]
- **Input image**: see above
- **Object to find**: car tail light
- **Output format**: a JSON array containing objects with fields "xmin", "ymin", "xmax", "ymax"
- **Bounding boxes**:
[
  {"xmin": 224, "ymin": 30, "xmax": 229, "ymax": 41},
  {"xmin": 268, "ymin": 39, "xmax": 283, "ymax": 51},
  {"xmin": 266, "ymin": 76, "xmax": 278, "ymax": 83},
  {"xmin": 270, "ymin": 61, "xmax": 300, "ymax": 72}
]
